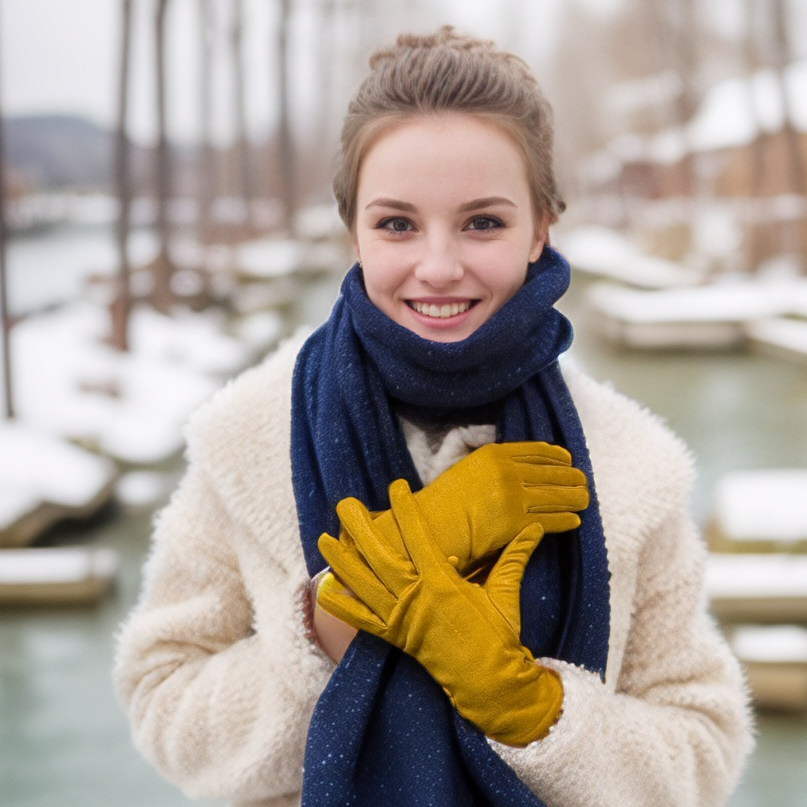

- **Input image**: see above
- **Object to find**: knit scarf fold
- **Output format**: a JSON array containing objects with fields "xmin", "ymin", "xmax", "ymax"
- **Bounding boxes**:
[{"xmin": 291, "ymin": 246, "xmax": 610, "ymax": 807}]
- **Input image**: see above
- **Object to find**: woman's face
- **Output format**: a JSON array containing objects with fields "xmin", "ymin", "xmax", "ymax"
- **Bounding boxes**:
[{"xmin": 352, "ymin": 113, "xmax": 546, "ymax": 343}]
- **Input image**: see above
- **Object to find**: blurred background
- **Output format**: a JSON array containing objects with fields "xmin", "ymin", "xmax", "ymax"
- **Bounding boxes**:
[{"xmin": 1, "ymin": 0, "xmax": 807, "ymax": 804}]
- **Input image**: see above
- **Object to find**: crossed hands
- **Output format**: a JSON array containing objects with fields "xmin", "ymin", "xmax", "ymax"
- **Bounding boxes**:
[{"xmin": 311, "ymin": 441, "xmax": 588, "ymax": 746}]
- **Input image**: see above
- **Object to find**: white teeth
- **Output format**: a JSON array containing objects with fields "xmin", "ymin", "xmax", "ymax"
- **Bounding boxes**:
[{"xmin": 412, "ymin": 301, "xmax": 471, "ymax": 318}]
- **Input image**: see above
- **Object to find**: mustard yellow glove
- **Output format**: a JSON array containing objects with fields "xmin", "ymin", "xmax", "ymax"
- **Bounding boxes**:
[
  {"xmin": 362, "ymin": 442, "xmax": 589, "ymax": 575},
  {"xmin": 318, "ymin": 479, "xmax": 564, "ymax": 747}
]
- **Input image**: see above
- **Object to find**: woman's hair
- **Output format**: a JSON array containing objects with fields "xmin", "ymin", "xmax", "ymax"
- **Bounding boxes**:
[{"xmin": 333, "ymin": 26, "xmax": 566, "ymax": 232}]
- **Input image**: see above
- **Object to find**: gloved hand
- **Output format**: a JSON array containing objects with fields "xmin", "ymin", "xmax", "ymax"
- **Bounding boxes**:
[
  {"xmin": 358, "ymin": 442, "xmax": 589, "ymax": 575},
  {"xmin": 318, "ymin": 479, "xmax": 564, "ymax": 747}
]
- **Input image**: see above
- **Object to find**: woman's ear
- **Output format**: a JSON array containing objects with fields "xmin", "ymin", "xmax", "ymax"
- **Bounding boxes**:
[
  {"xmin": 529, "ymin": 212, "xmax": 550, "ymax": 263},
  {"xmin": 351, "ymin": 232, "xmax": 361, "ymax": 265}
]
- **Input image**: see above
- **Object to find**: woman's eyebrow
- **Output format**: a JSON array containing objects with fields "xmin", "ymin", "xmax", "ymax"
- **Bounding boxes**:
[
  {"xmin": 365, "ymin": 198, "xmax": 416, "ymax": 212},
  {"xmin": 458, "ymin": 196, "xmax": 517, "ymax": 212}
]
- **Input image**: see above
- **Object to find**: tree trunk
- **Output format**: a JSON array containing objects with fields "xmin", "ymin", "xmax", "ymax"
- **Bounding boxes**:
[
  {"xmin": 0, "ymin": 6, "xmax": 14, "ymax": 419},
  {"xmin": 112, "ymin": 0, "xmax": 134, "ymax": 351},
  {"xmin": 153, "ymin": 0, "xmax": 175, "ymax": 312},
  {"xmin": 198, "ymin": 0, "xmax": 215, "ymax": 245},
  {"xmin": 231, "ymin": 0, "xmax": 253, "ymax": 233},
  {"xmin": 276, "ymin": 0, "xmax": 295, "ymax": 234},
  {"xmin": 770, "ymin": 0, "xmax": 806, "ymax": 266}
]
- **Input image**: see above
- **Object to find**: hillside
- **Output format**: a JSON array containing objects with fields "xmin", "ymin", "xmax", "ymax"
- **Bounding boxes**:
[{"xmin": 5, "ymin": 114, "xmax": 114, "ymax": 191}]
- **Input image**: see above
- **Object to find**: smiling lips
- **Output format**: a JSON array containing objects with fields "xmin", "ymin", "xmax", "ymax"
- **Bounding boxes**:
[{"xmin": 408, "ymin": 300, "xmax": 476, "ymax": 319}]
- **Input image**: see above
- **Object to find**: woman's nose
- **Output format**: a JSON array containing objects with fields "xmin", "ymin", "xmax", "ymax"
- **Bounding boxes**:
[{"xmin": 413, "ymin": 239, "xmax": 464, "ymax": 287}]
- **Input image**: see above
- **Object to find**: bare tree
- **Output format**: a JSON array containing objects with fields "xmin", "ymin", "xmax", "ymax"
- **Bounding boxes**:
[
  {"xmin": 771, "ymin": 0, "xmax": 807, "ymax": 197},
  {"xmin": 0, "ymin": 5, "xmax": 13, "ymax": 419},
  {"xmin": 153, "ymin": 0, "xmax": 176, "ymax": 311},
  {"xmin": 198, "ymin": 0, "xmax": 216, "ymax": 244},
  {"xmin": 231, "ymin": 0, "xmax": 253, "ymax": 231},
  {"xmin": 111, "ymin": 0, "xmax": 135, "ymax": 351},
  {"xmin": 276, "ymin": 0, "xmax": 296, "ymax": 233}
]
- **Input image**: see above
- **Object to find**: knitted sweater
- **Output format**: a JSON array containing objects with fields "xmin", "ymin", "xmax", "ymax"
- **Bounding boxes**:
[{"xmin": 114, "ymin": 334, "xmax": 753, "ymax": 807}]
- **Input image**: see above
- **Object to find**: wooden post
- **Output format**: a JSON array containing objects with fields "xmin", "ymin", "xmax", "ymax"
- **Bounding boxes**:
[
  {"xmin": 112, "ymin": 0, "xmax": 134, "ymax": 351},
  {"xmin": 0, "ymin": 4, "xmax": 14, "ymax": 419}
]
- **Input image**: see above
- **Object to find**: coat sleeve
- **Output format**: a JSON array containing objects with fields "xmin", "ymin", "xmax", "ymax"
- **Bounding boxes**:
[
  {"xmin": 113, "ymin": 458, "xmax": 332, "ymax": 803},
  {"xmin": 490, "ymin": 503, "xmax": 754, "ymax": 807}
]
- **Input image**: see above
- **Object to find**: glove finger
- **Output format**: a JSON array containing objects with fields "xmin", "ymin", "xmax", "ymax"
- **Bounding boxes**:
[
  {"xmin": 388, "ymin": 478, "xmax": 442, "ymax": 576},
  {"xmin": 518, "ymin": 465, "xmax": 588, "ymax": 486},
  {"xmin": 531, "ymin": 512, "xmax": 581, "ymax": 533},
  {"xmin": 524, "ymin": 484, "xmax": 590, "ymax": 513},
  {"xmin": 486, "ymin": 523, "xmax": 545, "ymax": 634},
  {"xmin": 336, "ymin": 496, "xmax": 414, "ymax": 594},
  {"xmin": 317, "ymin": 577, "xmax": 388, "ymax": 635},
  {"xmin": 318, "ymin": 532, "xmax": 397, "ymax": 618},
  {"xmin": 505, "ymin": 441, "xmax": 572, "ymax": 466}
]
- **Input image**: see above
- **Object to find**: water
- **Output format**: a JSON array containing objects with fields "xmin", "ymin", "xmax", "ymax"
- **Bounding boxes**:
[
  {"xmin": 1, "ymin": 247, "xmax": 806, "ymax": 805},
  {"xmin": 5, "ymin": 224, "xmax": 159, "ymax": 318}
]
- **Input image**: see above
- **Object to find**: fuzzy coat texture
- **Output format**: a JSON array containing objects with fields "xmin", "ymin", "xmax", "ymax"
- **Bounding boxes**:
[{"xmin": 114, "ymin": 333, "xmax": 754, "ymax": 807}]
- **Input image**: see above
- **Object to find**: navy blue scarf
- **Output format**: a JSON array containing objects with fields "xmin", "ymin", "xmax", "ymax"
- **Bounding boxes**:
[{"xmin": 291, "ymin": 246, "xmax": 610, "ymax": 807}]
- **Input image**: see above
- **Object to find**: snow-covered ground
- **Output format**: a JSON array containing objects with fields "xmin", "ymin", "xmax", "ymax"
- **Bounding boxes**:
[
  {"xmin": 6, "ymin": 300, "xmax": 281, "ymax": 466},
  {"xmin": 557, "ymin": 226, "xmax": 705, "ymax": 288},
  {"xmin": 0, "ymin": 297, "xmax": 283, "ymax": 547}
]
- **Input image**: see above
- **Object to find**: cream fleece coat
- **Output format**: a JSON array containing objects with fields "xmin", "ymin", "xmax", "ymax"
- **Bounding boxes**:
[{"xmin": 114, "ymin": 334, "xmax": 753, "ymax": 807}]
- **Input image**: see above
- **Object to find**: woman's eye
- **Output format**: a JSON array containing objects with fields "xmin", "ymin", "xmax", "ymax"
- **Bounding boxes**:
[
  {"xmin": 466, "ymin": 216, "xmax": 503, "ymax": 231},
  {"xmin": 378, "ymin": 217, "xmax": 413, "ymax": 233}
]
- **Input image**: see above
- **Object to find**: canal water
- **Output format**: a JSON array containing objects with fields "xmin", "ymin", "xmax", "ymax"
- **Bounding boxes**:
[{"xmin": 1, "ymin": 234, "xmax": 806, "ymax": 805}]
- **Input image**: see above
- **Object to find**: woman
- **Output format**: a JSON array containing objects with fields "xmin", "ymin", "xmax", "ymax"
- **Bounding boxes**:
[{"xmin": 115, "ymin": 27, "xmax": 752, "ymax": 807}]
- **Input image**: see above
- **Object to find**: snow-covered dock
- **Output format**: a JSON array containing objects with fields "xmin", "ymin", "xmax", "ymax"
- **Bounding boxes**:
[
  {"xmin": 0, "ymin": 422, "xmax": 117, "ymax": 548},
  {"xmin": 730, "ymin": 625, "xmax": 807, "ymax": 712},
  {"xmin": 0, "ymin": 546, "xmax": 118, "ymax": 604},
  {"xmin": 745, "ymin": 317, "xmax": 807, "ymax": 366},
  {"xmin": 586, "ymin": 278, "xmax": 807, "ymax": 350},
  {"xmin": 706, "ymin": 554, "xmax": 807, "ymax": 623},
  {"xmin": 0, "ymin": 292, "xmax": 284, "ymax": 546},
  {"xmin": 708, "ymin": 469, "xmax": 807, "ymax": 553}
]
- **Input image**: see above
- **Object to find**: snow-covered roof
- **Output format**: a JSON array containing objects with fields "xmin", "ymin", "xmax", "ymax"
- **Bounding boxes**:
[{"xmin": 590, "ymin": 57, "xmax": 807, "ymax": 175}]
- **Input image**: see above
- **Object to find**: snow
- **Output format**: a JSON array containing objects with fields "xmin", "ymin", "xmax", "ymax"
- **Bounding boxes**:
[
  {"xmin": 235, "ymin": 238, "xmax": 305, "ymax": 278},
  {"xmin": 705, "ymin": 554, "xmax": 807, "ymax": 599},
  {"xmin": 679, "ymin": 59, "xmax": 807, "ymax": 153},
  {"xmin": 0, "ymin": 421, "xmax": 116, "ymax": 530},
  {"xmin": 115, "ymin": 470, "xmax": 174, "ymax": 509},
  {"xmin": 6, "ymin": 300, "xmax": 272, "ymax": 465},
  {"xmin": 557, "ymin": 226, "xmax": 704, "ymax": 288},
  {"xmin": 713, "ymin": 469, "xmax": 807, "ymax": 542},
  {"xmin": 745, "ymin": 317, "xmax": 807, "ymax": 361},
  {"xmin": 0, "ymin": 547, "xmax": 118, "ymax": 585},
  {"xmin": 234, "ymin": 236, "xmax": 346, "ymax": 280},
  {"xmin": 731, "ymin": 625, "xmax": 807, "ymax": 663},
  {"xmin": 586, "ymin": 278, "xmax": 807, "ymax": 325},
  {"xmin": 599, "ymin": 57, "xmax": 807, "ymax": 168}
]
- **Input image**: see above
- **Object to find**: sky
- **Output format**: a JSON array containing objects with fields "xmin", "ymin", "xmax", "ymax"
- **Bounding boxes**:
[
  {"xmin": 0, "ymin": 0, "xmax": 561, "ymax": 147},
  {"xmin": 4, "ymin": 0, "xmax": 804, "ymax": 148}
]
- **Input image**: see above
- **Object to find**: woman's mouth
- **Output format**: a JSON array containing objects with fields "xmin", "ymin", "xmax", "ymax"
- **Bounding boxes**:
[{"xmin": 407, "ymin": 300, "xmax": 476, "ymax": 319}]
